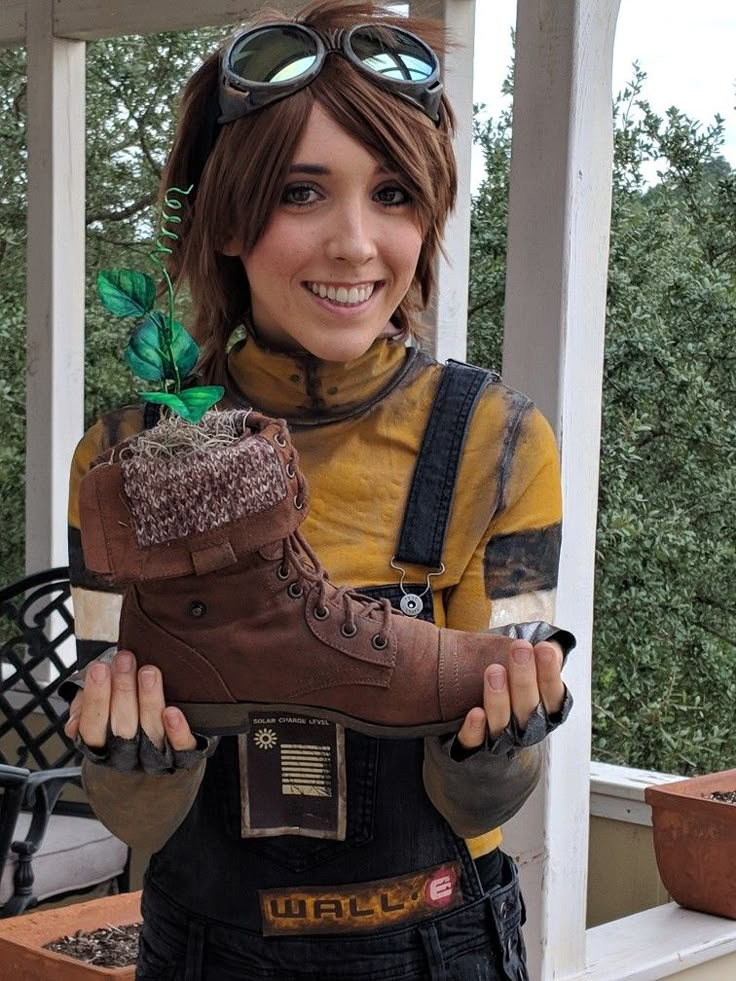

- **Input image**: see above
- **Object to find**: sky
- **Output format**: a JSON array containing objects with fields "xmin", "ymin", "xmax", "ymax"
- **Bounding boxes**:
[{"xmin": 471, "ymin": 0, "xmax": 736, "ymax": 189}]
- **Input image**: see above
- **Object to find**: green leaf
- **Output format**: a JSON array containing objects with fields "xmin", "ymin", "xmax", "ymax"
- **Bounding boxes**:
[
  {"xmin": 140, "ymin": 386, "xmax": 223, "ymax": 424},
  {"xmin": 139, "ymin": 391, "xmax": 189, "ymax": 417},
  {"xmin": 125, "ymin": 314, "xmax": 166, "ymax": 381},
  {"xmin": 97, "ymin": 269, "xmax": 156, "ymax": 318},
  {"xmin": 177, "ymin": 386, "xmax": 225, "ymax": 424},
  {"xmin": 125, "ymin": 312, "xmax": 200, "ymax": 383},
  {"xmin": 168, "ymin": 319, "xmax": 200, "ymax": 380}
]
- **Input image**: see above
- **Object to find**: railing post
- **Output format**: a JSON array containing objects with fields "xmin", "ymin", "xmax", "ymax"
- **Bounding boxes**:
[
  {"xmin": 25, "ymin": 0, "xmax": 86, "ymax": 573},
  {"xmin": 411, "ymin": 0, "xmax": 476, "ymax": 363},
  {"xmin": 500, "ymin": 0, "xmax": 620, "ymax": 977}
]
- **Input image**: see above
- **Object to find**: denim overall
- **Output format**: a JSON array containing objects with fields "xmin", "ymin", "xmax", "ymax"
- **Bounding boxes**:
[{"xmin": 136, "ymin": 362, "xmax": 529, "ymax": 981}]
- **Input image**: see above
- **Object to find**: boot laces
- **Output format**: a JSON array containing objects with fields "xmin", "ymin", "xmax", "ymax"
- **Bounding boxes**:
[{"xmin": 280, "ymin": 532, "xmax": 393, "ymax": 646}]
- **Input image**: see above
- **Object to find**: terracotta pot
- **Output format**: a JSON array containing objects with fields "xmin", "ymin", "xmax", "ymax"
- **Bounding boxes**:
[
  {"xmin": 0, "ymin": 891, "xmax": 141, "ymax": 980},
  {"xmin": 646, "ymin": 769, "xmax": 736, "ymax": 919}
]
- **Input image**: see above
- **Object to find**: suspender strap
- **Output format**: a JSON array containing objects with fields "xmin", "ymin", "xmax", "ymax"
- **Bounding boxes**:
[{"xmin": 394, "ymin": 359, "xmax": 498, "ymax": 569}]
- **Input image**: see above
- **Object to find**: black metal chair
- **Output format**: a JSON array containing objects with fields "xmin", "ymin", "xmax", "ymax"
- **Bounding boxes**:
[{"xmin": 0, "ymin": 567, "xmax": 129, "ymax": 917}]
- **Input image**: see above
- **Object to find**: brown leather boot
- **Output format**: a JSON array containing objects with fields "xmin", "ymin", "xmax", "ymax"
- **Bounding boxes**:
[{"xmin": 79, "ymin": 410, "xmax": 522, "ymax": 738}]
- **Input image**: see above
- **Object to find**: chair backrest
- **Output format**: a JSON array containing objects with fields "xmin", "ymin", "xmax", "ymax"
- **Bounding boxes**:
[{"xmin": 0, "ymin": 568, "xmax": 80, "ymax": 771}]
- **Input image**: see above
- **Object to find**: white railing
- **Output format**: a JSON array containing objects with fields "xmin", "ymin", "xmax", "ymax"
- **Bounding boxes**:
[{"xmin": 590, "ymin": 761, "xmax": 681, "ymax": 826}]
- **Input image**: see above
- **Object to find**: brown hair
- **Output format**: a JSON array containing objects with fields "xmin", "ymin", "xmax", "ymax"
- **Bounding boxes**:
[{"xmin": 162, "ymin": 0, "xmax": 457, "ymax": 378}]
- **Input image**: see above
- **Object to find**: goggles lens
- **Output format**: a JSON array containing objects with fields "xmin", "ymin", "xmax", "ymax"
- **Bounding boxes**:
[
  {"xmin": 229, "ymin": 26, "xmax": 320, "ymax": 84},
  {"xmin": 227, "ymin": 25, "xmax": 436, "ymax": 87},
  {"xmin": 349, "ymin": 27, "xmax": 435, "ymax": 82},
  {"xmin": 219, "ymin": 23, "xmax": 441, "ymax": 127}
]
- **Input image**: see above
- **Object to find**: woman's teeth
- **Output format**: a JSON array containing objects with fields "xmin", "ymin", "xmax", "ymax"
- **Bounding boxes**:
[{"xmin": 308, "ymin": 282, "xmax": 375, "ymax": 305}]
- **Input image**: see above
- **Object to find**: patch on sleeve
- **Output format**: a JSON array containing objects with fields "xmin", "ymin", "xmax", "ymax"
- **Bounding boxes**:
[
  {"xmin": 490, "ymin": 588, "xmax": 557, "ymax": 628},
  {"xmin": 484, "ymin": 523, "xmax": 561, "ymax": 599},
  {"xmin": 259, "ymin": 862, "xmax": 463, "ymax": 936},
  {"xmin": 71, "ymin": 586, "xmax": 122, "ymax": 642},
  {"xmin": 238, "ymin": 712, "xmax": 346, "ymax": 840}
]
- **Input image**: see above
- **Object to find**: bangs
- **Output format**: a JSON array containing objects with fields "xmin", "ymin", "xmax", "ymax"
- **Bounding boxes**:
[
  {"xmin": 201, "ymin": 93, "xmax": 312, "ymax": 255},
  {"xmin": 310, "ymin": 66, "xmax": 432, "ymax": 233}
]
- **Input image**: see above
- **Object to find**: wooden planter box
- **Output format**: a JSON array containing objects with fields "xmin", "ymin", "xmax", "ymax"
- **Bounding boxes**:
[
  {"xmin": 0, "ymin": 891, "xmax": 141, "ymax": 980},
  {"xmin": 646, "ymin": 769, "xmax": 736, "ymax": 919}
]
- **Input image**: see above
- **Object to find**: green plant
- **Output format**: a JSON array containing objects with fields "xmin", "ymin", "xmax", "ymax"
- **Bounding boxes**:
[{"xmin": 96, "ymin": 185, "xmax": 223, "ymax": 423}]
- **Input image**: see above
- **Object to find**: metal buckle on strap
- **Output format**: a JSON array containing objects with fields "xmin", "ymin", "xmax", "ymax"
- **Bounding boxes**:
[{"xmin": 389, "ymin": 557, "xmax": 445, "ymax": 618}]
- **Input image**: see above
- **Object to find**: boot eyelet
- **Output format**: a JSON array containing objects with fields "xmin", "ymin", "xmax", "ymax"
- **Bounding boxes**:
[
  {"xmin": 372, "ymin": 634, "xmax": 388, "ymax": 650},
  {"xmin": 274, "ymin": 433, "xmax": 287, "ymax": 447},
  {"xmin": 314, "ymin": 605, "xmax": 330, "ymax": 620},
  {"xmin": 287, "ymin": 582, "xmax": 304, "ymax": 599},
  {"xmin": 276, "ymin": 564, "xmax": 290, "ymax": 581},
  {"xmin": 294, "ymin": 496, "xmax": 304, "ymax": 510},
  {"xmin": 189, "ymin": 601, "xmax": 207, "ymax": 618},
  {"xmin": 286, "ymin": 463, "xmax": 295, "ymax": 479},
  {"xmin": 341, "ymin": 623, "xmax": 358, "ymax": 638}
]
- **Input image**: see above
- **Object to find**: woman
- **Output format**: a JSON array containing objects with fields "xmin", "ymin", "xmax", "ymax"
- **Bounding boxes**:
[{"xmin": 65, "ymin": 2, "xmax": 572, "ymax": 978}]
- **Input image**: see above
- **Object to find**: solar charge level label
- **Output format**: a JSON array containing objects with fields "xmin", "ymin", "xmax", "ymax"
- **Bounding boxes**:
[{"xmin": 238, "ymin": 713, "xmax": 346, "ymax": 839}]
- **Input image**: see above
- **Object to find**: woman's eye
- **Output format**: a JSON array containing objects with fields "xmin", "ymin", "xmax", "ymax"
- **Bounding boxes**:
[
  {"xmin": 282, "ymin": 184, "xmax": 320, "ymax": 206},
  {"xmin": 375, "ymin": 185, "xmax": 411, "ymax": 207}
]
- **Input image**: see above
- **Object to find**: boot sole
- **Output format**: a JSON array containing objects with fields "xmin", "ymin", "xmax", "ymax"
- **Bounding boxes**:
[{"xmin": 174, "ymin": 702, "xmax": 463, "ymax": 739}]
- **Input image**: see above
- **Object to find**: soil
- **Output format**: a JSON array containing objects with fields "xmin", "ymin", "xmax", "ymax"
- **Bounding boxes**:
[
  {"xmin": 43, "ymin": 922, "xmax": 141, "ymax": 967},
  {"xmin": 705, "ymin": 790, "xmax": 736, "ymax": 804}
]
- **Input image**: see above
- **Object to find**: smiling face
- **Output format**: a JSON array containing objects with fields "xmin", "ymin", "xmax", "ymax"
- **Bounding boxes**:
[{"xmin": 224, "ymin": 104, "xmax": 424, "ymax": 362}]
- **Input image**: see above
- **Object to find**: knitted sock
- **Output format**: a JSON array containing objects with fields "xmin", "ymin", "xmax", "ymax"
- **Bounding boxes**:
[{"xmin": 120, "ymin": 410, "xmax": 288, "ymax": 546}]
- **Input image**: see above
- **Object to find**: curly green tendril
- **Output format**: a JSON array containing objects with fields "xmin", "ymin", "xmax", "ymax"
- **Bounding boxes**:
[
  {"xmin": 151, "ymin": 184, "xmax": 193, "ymax": 394},
  {"xmin": 96, "ymin": 184, "xmax": 224, "ymax": 424}
]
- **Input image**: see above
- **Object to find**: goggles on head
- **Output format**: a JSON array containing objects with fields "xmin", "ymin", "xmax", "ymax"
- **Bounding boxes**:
[{"xmin": 218, "ymin": 22, "xmax": 443, "ymax": 126}]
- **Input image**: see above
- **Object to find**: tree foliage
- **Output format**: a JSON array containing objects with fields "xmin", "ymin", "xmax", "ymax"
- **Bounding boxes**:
[
  {"xmin": 1, "ymin": 37, "xmax": 735, "ymax": 774},
  {"xmin": 0, "ymin": 46, "xmax": 28, "ymax": 585},
  {"xmin": 470, "ymin": 65, "xmax": 736, "ymax": 774}
]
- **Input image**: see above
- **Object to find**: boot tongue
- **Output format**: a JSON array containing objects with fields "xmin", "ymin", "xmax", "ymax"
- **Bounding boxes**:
[{"xmin": 259, "ymin": 534, "xmax": 321, "ymax": 578}]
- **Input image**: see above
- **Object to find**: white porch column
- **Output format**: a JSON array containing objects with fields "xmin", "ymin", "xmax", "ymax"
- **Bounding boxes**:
[
  {"xmin": 500, "ymin": 1, "xmax": 619, "ymax": 978},
  {"xmin": 412, "ymin": 0, "xmax": 475, "ymax": 363},
  {"xmin": 25, "ymin": 0, "xmax": 86, "ymax": 573}
]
